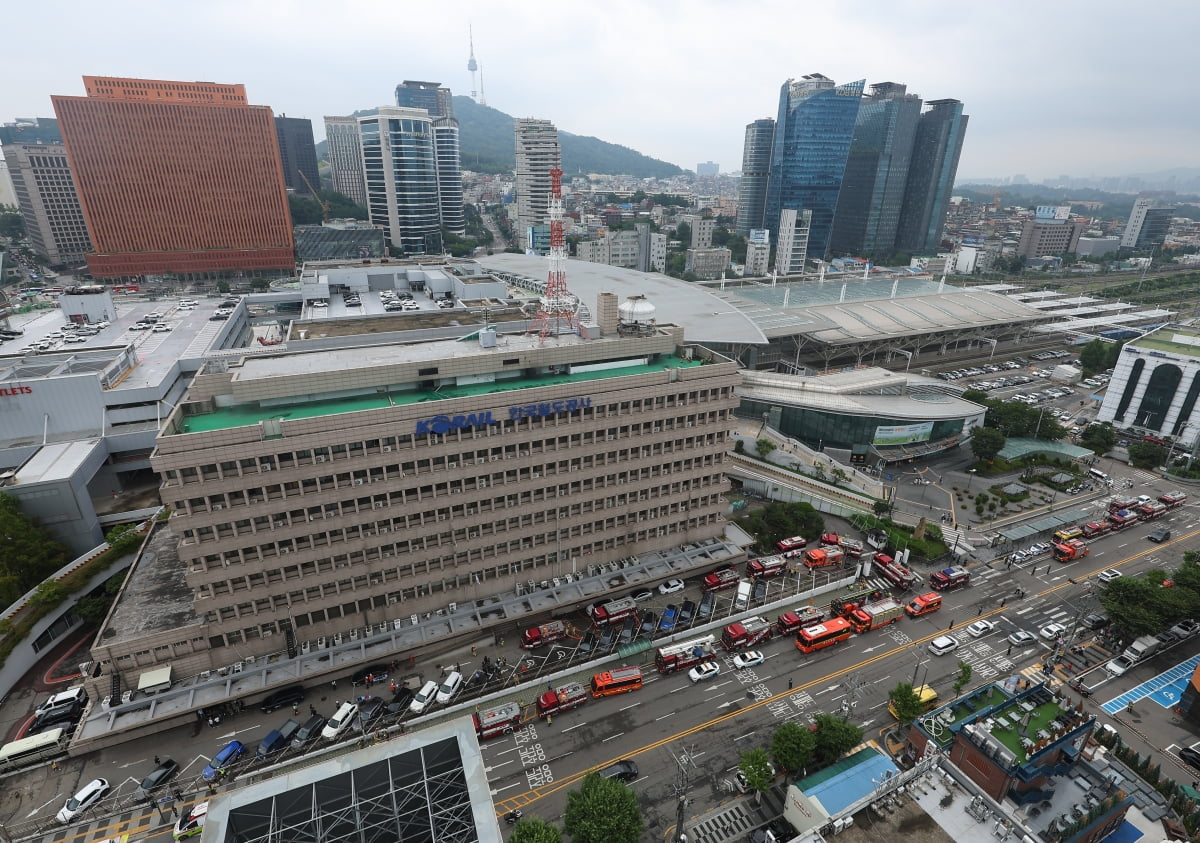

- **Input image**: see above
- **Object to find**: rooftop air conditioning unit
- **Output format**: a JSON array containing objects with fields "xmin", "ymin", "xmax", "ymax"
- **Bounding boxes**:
[
  {"xmin": 213, "ymin": 503, "xmax": 224, "ymax": 510},
  {"xmin": 101, "ymin": 695, "xmax": 111, "ymax": 711},
  {"xmin": 217, "ymin": 666, "xmax": 230, "ymax": 676},
  {"xmin": 246, "ymin": 653, "xmax": 258, "ymax": 661},
  {"xmin": 121, "ymin": 690, "xmax": 134, "ymax": 703},
  {"xmin": 350, "ymin": 629, "xmax": 359, "ymax": 640},
  {"xmin": 300, "ymin": 642, "xmax": 310, "ymax": 654},
  {"xmin": 260, "ymin": 465, "xmax": 272, "ymax": 472},
  {"xmin": 383, "ymin": 446, "xmax": 392, "ymax": 452},
  {"xmin": 316, "ymin": 636, "xmax": 327, "ymax": 648},
  {"xmin": 231, "ymin": 661, "xmax": 244, "ymax": 673},
  {"xmin": 199, "ymin": 670, "xmax": 212, "ymax": 680},
  {"xmin": 333, "ymin": 633, "xmax": 343, "ymax": 645},
  {"xmin": 316, "ymin": 456, "xmax": 326, "ymax": 463}
]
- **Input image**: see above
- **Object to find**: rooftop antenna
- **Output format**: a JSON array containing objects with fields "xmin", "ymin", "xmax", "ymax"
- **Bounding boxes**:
[
  {"xmin": 467, "ymin": 25, "xmax": 479, "ymax": 102},
  {"xmin": 530, "ymin": 167, "xmax": 579, "ymax": 342}
]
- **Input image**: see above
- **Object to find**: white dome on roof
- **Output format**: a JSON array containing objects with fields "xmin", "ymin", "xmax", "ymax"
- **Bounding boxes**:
[{"xmin": 619, "ymin": 295, "xmax": 656, "ymax": 323}]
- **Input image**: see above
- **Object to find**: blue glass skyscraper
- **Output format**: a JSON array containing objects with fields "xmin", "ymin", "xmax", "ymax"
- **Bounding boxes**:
[
  {"xmin": 896, "ymin": 99, "xmax": 968, "ymax": 255},
  {"xmin": 828, "ymin": 83, "xmax": 921, "ymax": 258},
  {"xmin": 764, "ymin": 75, "xmax": 863, "ymax": 261}
]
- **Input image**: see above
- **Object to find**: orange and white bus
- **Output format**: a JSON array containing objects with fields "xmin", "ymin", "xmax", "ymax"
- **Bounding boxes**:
[
  {"xmin": 795, "ymin": 617, "xmax": 853, "ymax": 654},
  {"xmin": 590, "ymin": 665, "xmax": 644, "ymax": 698}
]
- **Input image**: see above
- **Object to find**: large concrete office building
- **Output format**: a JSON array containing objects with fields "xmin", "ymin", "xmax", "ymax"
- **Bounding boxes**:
[
  {"xmin": 0, "ymin": 118, "xmax": 92, "ymax": 267},
  {"xmin": 52, "ymin": 76, "xmax": 294, "ymax": 278},
  {"xmin": 145, "ymin": 309, "xmax": 739, "ymax": 665},
  {"xmin": 1097, "ymin": 325, "xmax": 1200, "ymax": 441}
]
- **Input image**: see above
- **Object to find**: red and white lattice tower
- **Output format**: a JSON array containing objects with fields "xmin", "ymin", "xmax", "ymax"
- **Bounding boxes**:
[{"xmin": 530, "ymin": 168, "xmax": 579, "ymax": 341}]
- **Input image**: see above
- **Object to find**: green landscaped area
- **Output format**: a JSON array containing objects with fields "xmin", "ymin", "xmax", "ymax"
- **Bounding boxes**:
[
  {"xmin": 987, "ymin": 698, "xmax": 1077, "ymax": 761},
  {"xmin": 1135, "ymin": 327, "xmax": 1200, "ymax": 356},
  {"xmin": 924, "ymin": 685, "xmax": 1010, "ymax": 747},
  {"xmin": 177, "ymin": 355, "xmax": 703, "ymax": 435}
]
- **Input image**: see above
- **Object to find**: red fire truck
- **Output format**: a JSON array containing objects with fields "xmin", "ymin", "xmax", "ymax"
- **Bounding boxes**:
[
  {"xmin": 905, "ymin": 592, "xmax": 942, "ymax": 618},
  {"xmin": 929, "ymin": 566, "xmax": 970, "ymax": 592},
  {"xmin": 872, "ymin": 553, "xmax": 921, "ymax": 590},
  {"xmin": 839, "ymin": 538, "xmax": 865, "ymax": 558},
  {"xmin": 655, "ymin": 635, "xmax": 718, "ymax": 674},
  {"xmin": 846, "ymin": 597, "xmax": 903, "ymax": 633},
  {"xmin": 1107, "ymin": 509, "xmax": 1138, "ymax": 531},
  {"xmin": 521, "ymin": 620, "xmax": 568, "ymax": 649},
  {"xmin": 1159, "ymin": 491, "xmax": 1188, "ymax": 510},
  {"xmin": 802, "ymin": 546, "xmax": 844, "ymax": 569},
  {"xmin": 1081, "ymin": 521, "xmax": 1112, "ymax": 539},
  {"xmin": 591, "ymin": 597, "xmax": 638, "ymax": 627},
  {"xmin": 702, "ymin": 568, "xmax": 741, "ymax": 592},
  {"xmin": 721, "ymin": 617, "xmax": 774, "ymax": 651},
  {"xmin": 1135, "ymin": 501, "xmax": 1168, "ymax": 521},
  {"xmin": 1052, "ymin": 539, "xmax": 1090, "ymax": 563},
  {"xmin": 747, "ymin": 556, "xmax": 789, "ymax": 579},
  {"xmin": 536, "ymin": 682, "xmax": 589, "ymax": 718},
  {"xmin": 776, "ymin": 536, "xmax": 808, "ymax": 554},
  {"xmin": 1107, "ymin": 498, "xmax": 1140, "ymax": 514},
  {"xmin": 776, "ymin": 607, "xmax": 825, "ymax": 635},
  {"xmin": 473, "ymin": 702, "xmax": 523, "ymax": 740}
]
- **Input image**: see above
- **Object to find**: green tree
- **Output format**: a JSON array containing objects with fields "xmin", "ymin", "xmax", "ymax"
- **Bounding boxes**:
[
  {"xmin": 771, "ymin": 721, "xmax": 815, "ymax": 776},
  {"xmin": 675, "ymin": 221, "xmax": 692, "ymax": 247},
  {"xmin": 0, "ymin": 493, "xmax": 71, "ymax": 610},
  {"xmin": 755, "ymin": 438, "xmax": 776, "ymax": 458},
  {"xmin": 735, "ymin": 502, "xmax": 825, "ymax": 552},
  {"xmin": 739, "ymin": 747, "xmax": 774, "ymax": 804},
  {"xmin": 810, "ymin": 713, "xmax": 863, "ymax": 766},
  {"xmin": 0, "ymin": 209, "xmax": 25, "ymax": 240},
  {"xmin": 887, "ymin": 682, "xmax": 924, "ymax": 726},
  {"xmin": 1078, "ymin": 339, "xmax": 1109, "ymax": 374},
  {"xmin": 1079, "ymin": 422, "xmax": 1117, "ymax": 455},
  {"xmin": 970, "ymin": 428, "xmax": 1007, "ymax": 463},
  {"xmin": 1127, "ymin": 442, "xmax": 1166, "ymax": 470},
  {"xmin": 563, "ymin": 772, "xmax": 643, "ymax": 843},
  {"xmin": 953, "ymin": 661, "xmax": 973, "ymax": 696},
  {"xmin": 873, "ymin": 500, "xmax": 892, "ymax": 519},
  {"xmin": 287, "ymin": 194, "xmax": 324, "ymax": 225},
  {"xmin": 217, "ymin": 281, "xmax": 231, "ymax": 294},
  {"xmin": 510, "ymin": 815, "xmax": 563, "ymax": 843}
]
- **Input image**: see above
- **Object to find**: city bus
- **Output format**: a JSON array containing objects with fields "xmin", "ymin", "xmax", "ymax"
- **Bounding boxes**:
[
  {"xmin": 590, "ymin": 665, "xmax": 644, "ymax": 698},
  {"xmin": 795, "ymin": 617, "xmax": 853, "ymax": 654},
  {"xmin": 0, "ymin": 727, "xmax": 68, "ymax": 771}
]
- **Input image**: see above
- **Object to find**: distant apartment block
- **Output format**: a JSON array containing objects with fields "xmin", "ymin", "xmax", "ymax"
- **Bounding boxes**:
[
  {"xmin": 0, "ymin": 118, "xmax": 92, "ymax": 266},
  {"xmin": 53, "ymin": 76, "xmax": 294, "ymax": 277},
  {"xmin": 575, "ymin": 224, "xmax": 665, "ymax": 273},
  {"xmin": 324, "ymin": 115, "xmax": 367, "ymax": 206},
  {"xmin": 774, "ymin": 209, "xmax": 812, "ymax": 276},
  {"xmin": 685, "ymin": 247, "xmax": 730, "ymax": 280},
  {"xmin": 682, "ymin": 215, "xmax": 715, "ymax": 250},
  {"xmin": 745, "ymin": 241, "xmax": 771, "ymax": 276},
  {"xmin": 696, "ymin": 161, "xmax": 719, "ymax": 175},
  {"xmin": 1017, "ymin": 207, "xmax": 1085, "ymax": 259}
]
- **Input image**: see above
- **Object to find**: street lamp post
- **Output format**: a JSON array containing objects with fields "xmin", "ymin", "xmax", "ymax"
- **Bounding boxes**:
[{"xmin": 967, "ymin": 468, "xmax": 977, "ymax": 493}]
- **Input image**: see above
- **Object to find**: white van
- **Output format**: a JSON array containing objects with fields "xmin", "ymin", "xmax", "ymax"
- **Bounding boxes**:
[
  {"xmin": 928, "ymin": 635, "xmax": 960, "ymax": 656},
  {"xmin": 320, "ymin": 701, "xmax": 359, "ymax": 741},
  {"xmin": 409, "ymin": 680, "xmax": 439, "ymax": 714},
  {"xmin": 436, "ymin": 671, "xmax": 463, "ymax": 704},
  {"xmin": 36, "ymin": 686, "xmax": 88, "ymax": 719}
]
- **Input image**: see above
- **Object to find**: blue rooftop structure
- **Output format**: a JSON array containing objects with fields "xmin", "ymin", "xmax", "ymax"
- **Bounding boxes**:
[{"xmin": 792, "ymin": 746, "xmax": 899, "ymax": 815}]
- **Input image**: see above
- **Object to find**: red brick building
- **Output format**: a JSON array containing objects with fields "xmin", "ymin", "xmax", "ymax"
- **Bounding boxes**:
[{"xmin": 52, "ymin": 76, "xmax": 295, "ymax": 277}]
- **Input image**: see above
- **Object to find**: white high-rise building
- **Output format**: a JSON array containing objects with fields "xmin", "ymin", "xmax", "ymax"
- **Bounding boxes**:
[
  {"xmin": 324, "ymin": 115, "xmax": 367, "ymax": 206},
  {"xmin": 775, "ymin": 209, "xmax": 812, "ymax": 276},
  {"xmin": 514, "ymin": 118, "xmax": 561, "ymax": 251}
]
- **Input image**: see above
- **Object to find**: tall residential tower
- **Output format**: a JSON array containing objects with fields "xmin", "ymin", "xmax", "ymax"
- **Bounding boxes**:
[
  {"xmin": 324, "ymin": 115, "xmax": 367, "ymax": 207},
  {"xmin": 52, "ymin": 76, "xmax": 293, "ymax": 277},
  {"xmin": 359, "ymin": 107, "xmax": 443, "ymax": 254},
  {"xmin": 514, "ymin": 119, "xmax": 561, "ymax": 252}
]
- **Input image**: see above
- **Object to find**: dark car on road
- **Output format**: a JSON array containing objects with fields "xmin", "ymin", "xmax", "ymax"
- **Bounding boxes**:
[
  {"xmin": 291, "ymin": 714, "xmax": 326, "ymax": 751},
  {"xmin": 355, "ymin": 697, "xmax": 387, "ymax": 732},
  {"xmin": 600, "ymin": 759, "xmax": 639, "ymax": 782},
  {"xmin": 698, "ymin": 591, "xmax": 716, "ymax": 622},
  {"xmin": 678, "ymin": 600, "xmax": 697, "ymax": 627},
  {"xmin": 598, "ymin": 626, "xmax": 619, "ymax": 652},
  {"xmin": 1180, "ymin": 746, "xmax": 1200, "ymax": 771},
  {"xmin": 576, "ymin": 631, "xmax": 597, "ymax": 655},
  {"xmin": 618, "ymin": 615, "xmax": 638, "ymax": 645},
  {"xmin": 259, "ymin": 685, "xmax": 305, "ymax": 713},
  {"xmin": 752, "ymin": 579, "xmax": 768, "ymax": 604},
  {"xmin": 202, "ymin": 741, "xmax": 245, "ymax": 781},
  {"xmin": 256, "ymin": 718, "xmax": 301, "ymax": 760},
  {"xmin": 638, "ymin": 611, "xmax": 658, "ymax": 636},
  {"xmin": 133, "ymin": 757, "xmax": 180, "ymax": 801},
  {"xmin": 351, "ymin": 665, "xmax": 391, "ymax": 686}
]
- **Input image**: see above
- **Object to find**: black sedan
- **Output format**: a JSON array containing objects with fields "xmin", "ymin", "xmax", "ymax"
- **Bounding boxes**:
[{"xmin": 134, "ymin": 758, "xmax": 180, "ymax": 801}]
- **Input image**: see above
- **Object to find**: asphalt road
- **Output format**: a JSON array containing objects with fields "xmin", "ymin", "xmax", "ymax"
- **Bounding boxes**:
[{"xmin": 12, "ymin": 469, "xmax": 1200, "ymax": 842}]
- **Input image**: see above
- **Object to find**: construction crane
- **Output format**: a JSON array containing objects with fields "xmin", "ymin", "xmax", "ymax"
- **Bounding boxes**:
[{"xmin": 298, "ymin": 171, "xmax": 330, "ymax": 222}]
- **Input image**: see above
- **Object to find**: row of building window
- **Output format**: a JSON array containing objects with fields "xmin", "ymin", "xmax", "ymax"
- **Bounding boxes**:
[
  {"xmin": 193, "ymin": 511, "xmax": 725, "ymax": 650},
  {"xmin": 164, "ymin": 398, "xmax": 733, "ymax": 486},
  {"xmin": 172, "ymin": 428, "xmax": 727, "ymax": 517}
]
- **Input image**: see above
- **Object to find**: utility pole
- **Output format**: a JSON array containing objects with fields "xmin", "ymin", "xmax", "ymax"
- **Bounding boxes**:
[{"xmin": 672, "ymin": 744, "xmax": 700, "ymax": 843}]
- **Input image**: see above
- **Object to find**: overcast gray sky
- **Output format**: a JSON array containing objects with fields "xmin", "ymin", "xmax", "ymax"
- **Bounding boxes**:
[{"xmin": 4, "ymin": 0, "xmax": 1197, "ymax": 182}]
